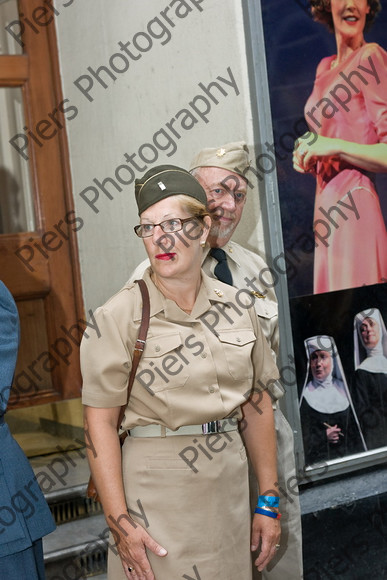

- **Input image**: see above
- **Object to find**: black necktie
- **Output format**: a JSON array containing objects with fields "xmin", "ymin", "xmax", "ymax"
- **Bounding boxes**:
[{"xmin": 210, "ymin": 248, "xmax": 233, "ymax": 286}]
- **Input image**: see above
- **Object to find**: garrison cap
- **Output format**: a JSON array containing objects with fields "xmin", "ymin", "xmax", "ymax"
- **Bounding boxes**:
[
  {"xmin": 135, "ymin": 165, "xmax": 207, "ymax": 215},
  {"xmin": 189, "ymin": 141, "xmax": 251, "ymax": 179}
]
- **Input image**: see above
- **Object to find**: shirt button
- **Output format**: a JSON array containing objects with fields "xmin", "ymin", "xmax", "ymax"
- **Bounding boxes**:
[
  {"xmin": 236, "ymin": 337, "xmax": 241, "ymax": 343},
  {"xmin": 201, "ymin": 352, "xmax": 207, "ymax": 358},
  {"xmin": 209, "ymin": 386, "xmax": 215, "ymax": 393},
  {"xmin": 155, "ymin": 345, "xmax": 160, "ymax": 352}
]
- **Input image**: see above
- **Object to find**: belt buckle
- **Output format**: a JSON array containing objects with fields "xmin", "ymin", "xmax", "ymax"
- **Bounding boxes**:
[{"xmin": 202, "ymin": 420, "xmax": 220, "ymax": 434}]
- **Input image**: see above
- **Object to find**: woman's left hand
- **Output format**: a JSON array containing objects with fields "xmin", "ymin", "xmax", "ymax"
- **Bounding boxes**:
[
  {"xmin": 293, "ymin": 133, "xmax": 341, "ymax": 173},
  {"xmin": 251, "ymin": 513, "xmax": 281, "ymax": 572}
]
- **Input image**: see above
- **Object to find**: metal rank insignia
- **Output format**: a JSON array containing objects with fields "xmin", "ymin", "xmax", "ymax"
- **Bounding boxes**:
[
  {"xmin": 214, "ymin": 288, "xmax": 224, "ymax": 297},
  {"xmin": 216, "ymin": 148, "xmax": 226, "ymax": 157},
  {"xmin": 250, "ymin": 290, "xmax": 266, "ymax": 299}
]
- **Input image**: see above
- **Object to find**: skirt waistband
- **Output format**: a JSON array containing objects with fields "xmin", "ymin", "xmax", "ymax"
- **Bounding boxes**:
[{"xmin": 129, "ymin": 418, "xmax": 238, "ymax": 438}]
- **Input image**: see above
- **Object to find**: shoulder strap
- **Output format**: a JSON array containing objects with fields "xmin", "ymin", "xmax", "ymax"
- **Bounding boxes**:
[{"xmin": 116, "ymin": 279, "xmax": 150, "ymax": 429}]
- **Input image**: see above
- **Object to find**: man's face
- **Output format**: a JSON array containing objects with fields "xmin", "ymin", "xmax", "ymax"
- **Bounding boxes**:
[{"xmin": 194, "ymin": 167, "xmax": 247, "ymax": 247}]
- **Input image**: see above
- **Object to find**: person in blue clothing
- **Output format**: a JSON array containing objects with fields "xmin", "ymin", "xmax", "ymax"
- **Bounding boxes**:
[{"xmin": 0, "ymin": 281, "xmax": 55, "ymax": 579}]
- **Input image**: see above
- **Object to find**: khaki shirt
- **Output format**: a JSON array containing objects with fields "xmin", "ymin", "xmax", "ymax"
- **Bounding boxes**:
[
  {"xmin": 81, "ymin": 269, "xmax": 279, "ymax": 430},
  {"xmin": 130, "ymin": 241, "xmax": 279, "ymax": 357}
]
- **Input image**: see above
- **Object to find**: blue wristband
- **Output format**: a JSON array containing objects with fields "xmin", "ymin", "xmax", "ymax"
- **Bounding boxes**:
[
  {"xmin": 255, "ymin": 507, "xmax": 281, "ymax": 519},
  {"xmin": 258, "ymin": 495, "xmax": 280, "ymax": 508}
]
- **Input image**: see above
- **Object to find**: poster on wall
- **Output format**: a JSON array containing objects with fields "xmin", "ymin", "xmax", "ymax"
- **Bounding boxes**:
[{"xmin": 261, "ymin": 0, "xmax": 387, "ymax": 468}]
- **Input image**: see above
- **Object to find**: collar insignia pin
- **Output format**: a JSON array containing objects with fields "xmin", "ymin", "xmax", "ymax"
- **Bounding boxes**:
[
  {"xmin": 157, "ymin": 181, "xmax": 166, "ymax": 190},
  {"xmin": 216, "ymin": 148, "xmax": 226, "ymax": 157},
  {"xmin": 214, "ymin": 288, "xmax": 224, "ymax": 297},
  {"xmin": 251, "ymin": 291, "xmax": 266, "ymax": 299}
]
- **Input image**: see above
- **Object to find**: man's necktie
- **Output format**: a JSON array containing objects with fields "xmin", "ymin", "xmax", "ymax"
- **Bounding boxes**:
[{"xmin": 210, "ymin": 248, "xmax": 233, "ymax": 286}]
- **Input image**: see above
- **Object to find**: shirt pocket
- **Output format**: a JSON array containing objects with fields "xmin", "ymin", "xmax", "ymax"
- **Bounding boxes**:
[
  {"xmin": 140, "ymin": 333, "xmax": 190, "ymax": 392},
  {"xmin": 217, "ymin": 329, "xmax": 256, "ymax": 380}
]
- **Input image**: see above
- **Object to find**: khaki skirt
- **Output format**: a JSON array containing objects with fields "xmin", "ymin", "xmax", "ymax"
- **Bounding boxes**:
[{"xmin": 108, "ymin": 430, "xmax": 252, "ymax": 580}]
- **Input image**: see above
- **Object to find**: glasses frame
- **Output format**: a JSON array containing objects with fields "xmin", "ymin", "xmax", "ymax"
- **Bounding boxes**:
[{"xmin": 134, "ymin": 216, "xmax": 198, "ymax": 238}]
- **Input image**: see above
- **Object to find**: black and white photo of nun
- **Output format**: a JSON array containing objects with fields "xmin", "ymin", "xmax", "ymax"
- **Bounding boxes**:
[
  {"xmin": 353, "ymin": 308, "xmax": 387, "ymax": 450},
  {"xmin": 299, "ymin": 336, "xmax": 367, "ymax": 465}
]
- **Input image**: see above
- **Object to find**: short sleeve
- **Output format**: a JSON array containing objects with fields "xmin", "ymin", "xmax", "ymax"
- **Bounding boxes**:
[
  {"xmin": 361, "ymin": 44, "xmax": 387, "ymax": 143},
  {"xmin": 81, "ymin": 307, "xmax": 131, "ymax": 407}
]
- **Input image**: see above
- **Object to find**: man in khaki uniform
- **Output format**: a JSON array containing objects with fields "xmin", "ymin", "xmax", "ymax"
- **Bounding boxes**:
[
  {"xmin": 189, "ymin": 142, "xmax": 303, "ymax": 580},
  {"xmin": 129, "ymin": 143, "xmax": 303, "ymax": 579}
]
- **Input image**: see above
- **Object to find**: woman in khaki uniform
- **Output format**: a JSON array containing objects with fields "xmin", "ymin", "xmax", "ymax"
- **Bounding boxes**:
[{"xmin": 81, "ymin": 165, "xmax": 281, "ymax": 580}]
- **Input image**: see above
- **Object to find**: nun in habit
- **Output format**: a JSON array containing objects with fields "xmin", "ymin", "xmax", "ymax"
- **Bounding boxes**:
[
  {"xmin": 353, "ymin": 309, "xmax": 387, "ymax": 450},
  {"xmin": 299, "ymin": 336, "xmax": 366, "ymax": 465}
]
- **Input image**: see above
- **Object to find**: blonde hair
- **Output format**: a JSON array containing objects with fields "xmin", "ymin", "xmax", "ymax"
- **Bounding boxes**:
[{"xmin": 175, "ymin": 194, "xmax": 210, "ymax": 226}]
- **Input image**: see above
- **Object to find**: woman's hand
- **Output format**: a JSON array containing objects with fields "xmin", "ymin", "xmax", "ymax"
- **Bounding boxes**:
[
  {"xmin": 293, "ymin": 133, "xmax": 387, "ymax": 174},
  {"xmin": 293, "ymin": 133, "xmax": 340, "ymax": 173},
  {"xmin": 326, "ymin": 424, "xmax": 342, "ymax": 444},
  {"xmin": 112, "ymin": 516, "xmax": 167, "ymax": 579},
  {"xmin": 251, "ymin": 513, "xmax": 281, "ymax": 572}
]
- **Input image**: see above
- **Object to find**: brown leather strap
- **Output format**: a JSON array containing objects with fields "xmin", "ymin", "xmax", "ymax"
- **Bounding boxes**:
[{"xmin": 116, "ymin": 279, "xmax": 150, "ymax": 430}]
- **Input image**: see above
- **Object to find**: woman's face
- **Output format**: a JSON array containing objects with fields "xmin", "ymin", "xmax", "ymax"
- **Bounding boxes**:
[
  {"xmin": 140, "ymin": 196, "xmax": 209, "ymax": 281},
  {"xmin": 330, "ymin": 0, "xmax": 370, "ymax": 38},
  {"xmin": 360, "ymin": 317, "xmax": 380, "ymax": 349},
  {"xmin": 310, "ymin": 350, "xmax": 333, "ymax": 381}
]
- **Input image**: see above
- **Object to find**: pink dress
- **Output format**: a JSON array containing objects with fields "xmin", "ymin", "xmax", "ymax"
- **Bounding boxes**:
[{"xmin": 304, "ymin": 43, "xmax": 387, "ymax": 294}]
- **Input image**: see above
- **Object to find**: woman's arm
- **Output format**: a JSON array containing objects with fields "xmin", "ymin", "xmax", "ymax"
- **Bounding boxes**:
[
  {"xmin": 293, "ymin": 134, "xmax": 387, "ymax": 174},
  {"xmin": 240, "ymin": 390, "xmax": 280, "ymax": 573},
  {"xmin": 84, "ymin": 406, "xmax": 167, "ymax": 579}
]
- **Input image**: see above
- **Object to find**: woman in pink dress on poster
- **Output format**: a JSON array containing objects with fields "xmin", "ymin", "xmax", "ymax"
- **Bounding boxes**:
[{"xmin": 293, "ymin": 0, "xmax": 387, "ymax": 294}]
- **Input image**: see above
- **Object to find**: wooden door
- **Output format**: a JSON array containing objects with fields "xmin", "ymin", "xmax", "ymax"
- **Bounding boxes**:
[{"xmin": 0, "ymin": 0, "xmax": 83, "ymax": 408}]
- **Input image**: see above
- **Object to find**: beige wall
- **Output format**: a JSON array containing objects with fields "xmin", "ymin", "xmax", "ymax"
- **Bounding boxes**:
[{"xmin": 55, "ymin": 0, "xmax": 266, "ymax": 311}]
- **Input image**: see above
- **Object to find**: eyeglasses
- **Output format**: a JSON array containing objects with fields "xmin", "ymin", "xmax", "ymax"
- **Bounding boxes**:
[{"xmin": 134, "ymin": 217, "xmax": 197, "ymax": 238}]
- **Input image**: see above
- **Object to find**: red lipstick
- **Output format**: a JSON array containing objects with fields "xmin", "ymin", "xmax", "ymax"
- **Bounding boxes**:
[{"xmin": 155, "ymin": 253, "xmax": 176, "ymax": 260}]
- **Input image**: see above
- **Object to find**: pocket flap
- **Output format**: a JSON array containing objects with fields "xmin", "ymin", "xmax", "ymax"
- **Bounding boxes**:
[
  {"xmin": 217, "ymin": 329, "xmax": 256, "ymax": 346},
  {"xmin": 143, "ymin": 333, "xmax": 184, "ymax": 358}
]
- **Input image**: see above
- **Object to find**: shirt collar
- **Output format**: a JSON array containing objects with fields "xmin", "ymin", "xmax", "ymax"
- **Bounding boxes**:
[
  {"xmin": 131, "ymin": 267, "xmax": 237, "ymax": 322},
  {"xmin": 202, "ymin": 240, "xmax": 241, "ymax": 267}
]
